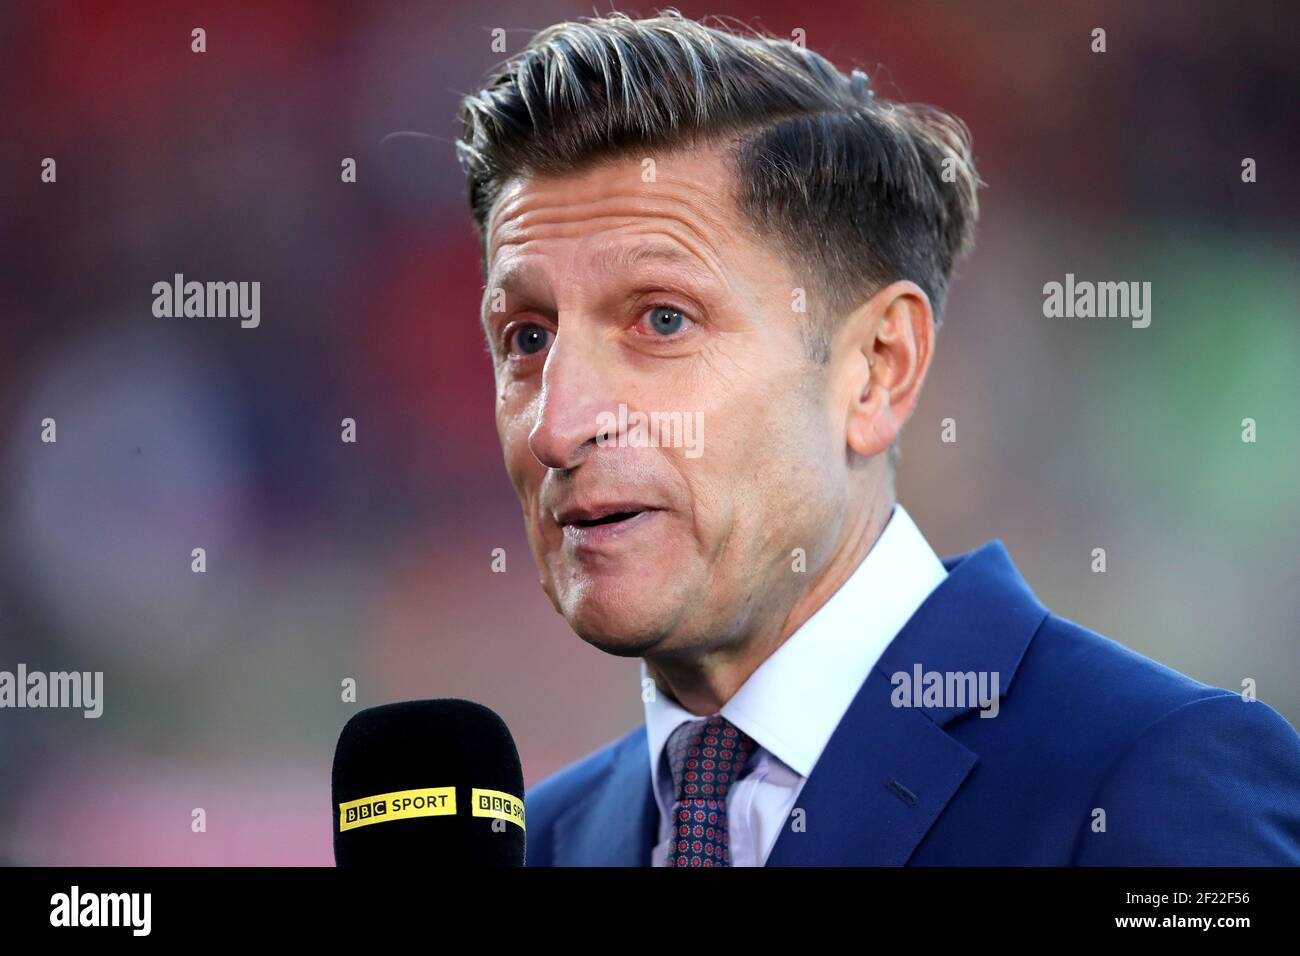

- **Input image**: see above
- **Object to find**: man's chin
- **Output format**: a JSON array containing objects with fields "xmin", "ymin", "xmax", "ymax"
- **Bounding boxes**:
[{"xmin": 559, "ymin": 596, "xmax": 676, "ymax": 658}]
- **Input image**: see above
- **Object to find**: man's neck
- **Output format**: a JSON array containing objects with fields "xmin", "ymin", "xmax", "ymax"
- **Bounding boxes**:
[{"xmin": 644, "ymin": 488, "xmax": 896, "ymax": 715}]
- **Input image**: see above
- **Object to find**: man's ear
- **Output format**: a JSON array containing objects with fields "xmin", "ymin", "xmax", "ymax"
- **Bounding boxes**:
[{"xmin": 837, "ymin": 280, "xmax": 936, "ymax": 459}]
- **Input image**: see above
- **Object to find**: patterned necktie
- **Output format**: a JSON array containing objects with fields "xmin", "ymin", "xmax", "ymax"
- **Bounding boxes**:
[{"xmin": 663, "ymin": 715, "xmax": 759, "ymax": 867}]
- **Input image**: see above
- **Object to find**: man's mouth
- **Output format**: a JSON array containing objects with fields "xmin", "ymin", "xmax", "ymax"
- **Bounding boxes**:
[
  {"xmin": 553, "ymin": 504, "xmax": 661, "ymax": 549},
  {"xmin": 555, "ymin": 503, "xmax": 655, "ymax": 527},
  {"xmin": 570, "ymin": 510, "xmax": 643, "ymax": 527}
]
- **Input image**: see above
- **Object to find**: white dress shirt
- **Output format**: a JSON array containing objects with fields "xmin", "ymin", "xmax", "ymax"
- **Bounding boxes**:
[{"xmin": 641, "ymin": 502, "xmax": 948, "ymax": 866}]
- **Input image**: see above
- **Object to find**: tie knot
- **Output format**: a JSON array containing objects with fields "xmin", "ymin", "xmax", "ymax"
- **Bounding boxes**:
[{"xmin": 665, "ymin": 715, "xmax": 758, "ymax": 805}]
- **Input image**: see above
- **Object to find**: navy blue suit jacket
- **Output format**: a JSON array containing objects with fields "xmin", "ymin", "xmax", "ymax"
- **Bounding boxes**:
[{"xmin": 524, "ymin": 541, "xmax": 1300, "ymax": 865}]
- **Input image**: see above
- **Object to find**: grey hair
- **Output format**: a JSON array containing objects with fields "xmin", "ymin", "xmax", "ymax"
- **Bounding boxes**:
[{"xmin": 456, "ymin": 9, "xmax": 981, "ymax": 470}]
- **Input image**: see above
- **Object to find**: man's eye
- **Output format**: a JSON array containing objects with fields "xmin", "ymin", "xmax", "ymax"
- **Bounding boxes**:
[
  {"xmin": 509, "ymin": 323, "xmax": 552, "ymax": 356},
  {"xmin": 641, "ymin": 305, "xmax": 692, "ymax": 336}
]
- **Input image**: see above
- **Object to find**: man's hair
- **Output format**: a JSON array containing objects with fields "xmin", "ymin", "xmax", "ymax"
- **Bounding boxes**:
[{"xmin": 456, "ymin": 9, "xmax": 981, "ymax": 467}]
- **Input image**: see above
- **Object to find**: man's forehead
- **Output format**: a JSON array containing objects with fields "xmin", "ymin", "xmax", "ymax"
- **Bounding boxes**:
[
  {"xmin": 483, "ymin": 146, "xmax": 740, "ymax": 269},
  {"xmin": 487, "ymin": 242, "xmax": 721, "ymax": 300}
]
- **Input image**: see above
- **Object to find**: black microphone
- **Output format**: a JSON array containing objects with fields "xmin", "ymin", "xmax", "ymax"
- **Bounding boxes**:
[{"xmin": 331, "ymin": 699, "xmax": 525, "ymax": 866}]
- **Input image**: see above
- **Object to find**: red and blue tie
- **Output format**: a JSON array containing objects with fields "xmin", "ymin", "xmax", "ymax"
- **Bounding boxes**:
[{"xmin": 664, "ymin": 715, "xmax": 758, "ymax": 867}]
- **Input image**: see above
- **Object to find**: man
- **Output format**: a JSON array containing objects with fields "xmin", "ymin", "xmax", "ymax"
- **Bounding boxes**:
[{"xmin": 456, "ymin": 12, "xmax": 1300, "ymax": 865}]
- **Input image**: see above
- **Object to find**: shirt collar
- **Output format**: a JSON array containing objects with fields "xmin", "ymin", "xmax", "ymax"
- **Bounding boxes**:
[{"xmin": 642, "ymin": 502, "xmax": 948, "ymax": 793}]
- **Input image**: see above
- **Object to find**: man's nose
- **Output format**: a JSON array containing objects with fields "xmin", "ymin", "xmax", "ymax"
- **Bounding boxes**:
[{"xmin": 527, "ymin": 326, "xmax": 611, "ymax": 471}]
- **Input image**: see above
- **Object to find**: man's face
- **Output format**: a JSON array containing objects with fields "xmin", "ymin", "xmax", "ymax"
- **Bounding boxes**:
[{"xmin": 481, "ymin": 145, "xmax": 851, "ymax": 658}]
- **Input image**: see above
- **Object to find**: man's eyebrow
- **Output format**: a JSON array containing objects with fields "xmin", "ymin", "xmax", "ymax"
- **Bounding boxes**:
[{"xmin": 480, "ymin": 242, "xmax": 719, "ymax": 330}]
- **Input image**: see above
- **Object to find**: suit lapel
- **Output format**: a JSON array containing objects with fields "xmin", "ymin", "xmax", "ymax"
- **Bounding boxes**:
[
  {"xmin": 551, "ymin": 728, "xmax": 658, "ymax": 866},
  {"xmin": 766, "ymin": 540, "xmax": 1049, "ymax": 865},
  {"xmin": 764, "ymin": 667, "xmax": 979, "ymax": 865}
]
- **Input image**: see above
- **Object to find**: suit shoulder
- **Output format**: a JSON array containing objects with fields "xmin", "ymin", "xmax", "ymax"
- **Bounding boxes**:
[
  {"xmin": 1020, "ymin": 611, "xmax": 1236, "ymax": 723},
  {"xmin": 992, "ymin": 611, "xmax": 1279, "ymax": 790},
  {"xmin": 974, "ymin": 608, "xmax": 1300, "ymax": 863},
  {"xmin": 1070, "ymin": 690, "xmax": 1300, "ymax": 863}
]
